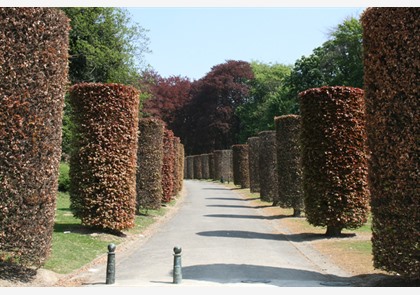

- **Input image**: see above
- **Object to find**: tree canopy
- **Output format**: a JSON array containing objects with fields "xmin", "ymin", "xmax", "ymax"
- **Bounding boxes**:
[{"xmin": 62, "ymin": 7, "xmax": 150, "ymax": 86}]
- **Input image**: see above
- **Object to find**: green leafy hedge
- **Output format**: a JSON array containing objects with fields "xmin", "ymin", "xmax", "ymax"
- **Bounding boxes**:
[{"xmin": 247, "ymin": 137, "xmax": 260, "ymax": 193}]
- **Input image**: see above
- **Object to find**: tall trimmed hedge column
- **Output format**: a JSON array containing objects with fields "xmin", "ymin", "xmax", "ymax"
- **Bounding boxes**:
[
  {"xmin": 193, "ymin": 155, "xmax": 203, "ymax": 179},
  {"xmin": 201, "ymin": 154, "xmax": 210, "ymax": 179},
  {"xmin": 0, "ymin": 7, "xmax": 69, "ymax": 266},
  {"xmin": 232, "ymin": 144, "xmax": 250, "ymax": 189},
  {"xmin": 162, "ymin": 129, "xmax": 176, "ymax": 203},
  {"xmin": 186, "ymin": 156, "xmax": 194, "ymax": 179},
  {"xmin": 299, "ymin": 86, "xmax": 370, "ymax": 237},
  {"xmin": 275, "ymin": 115, "xmax": 304, "ymax": 217},
  {"xmin": 362, "ymin": 7, "xmax": 419, "ymax": 279},
  {"xmin": 247, "ymin": 137, "xmax": 260, "ymax": 193},
  {"xmin": 69, "ymin": 83, "xmax": 140, "ymax": 231},
  {"xmin": 258, "ymin": 131, "xmax": 278, "ymax": 203},
  {"xmin": 136, "ymin": 118, "xmax": 164, "ymax": 211}
]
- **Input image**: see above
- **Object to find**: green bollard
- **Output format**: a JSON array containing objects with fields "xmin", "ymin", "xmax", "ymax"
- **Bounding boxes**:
[
  {"xmin": 173, "ymin": 246, "xmax": 182, "ymax": 284},
  {"xmin": 106, "ymin": 243, "xmax": 116, "ymax": 284}
]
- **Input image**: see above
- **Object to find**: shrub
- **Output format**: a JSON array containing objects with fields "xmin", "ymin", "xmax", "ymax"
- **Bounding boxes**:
[
  {"xmin": 136, "ymin": 118, "xmax": 164, "ymax": 211},
  {"xmin": 232, "ymin": 144, "xmax": 250, "ymax": 189},
  {"xmin": 258, "ymin": 131, "xmax": 278, "ymax": 203},
  {"xmin": 172, "ymin": 137, "xmax": 183, "ymax": 195},
  {"xmin": 193, "ymin": 155, "xmax": 203, "ymax": 180},
  {"xmin": 274, "ymin": 115, "xmax": 304, "ymax": 217},
  {"xmin": 362, "ymin": 7, "xmax": 419, "ymax": 279},
  {"xmin": 299, "ymin": 86, "xmax": 369, "ymax": 237},
  {"xmin": 0, "ymin": 7, "xmax": 69, "ymax": 266},
  {"xmin": 208, "ymin": 153, "xmax": 215, "ymax": 180},
  {"xmin": 201, "ymin": 154, "xmax": 210, "ymax": 179},
  {"xmin": 247, "ymin": 137, "xmax": 260, "ymax": 193},
  {"xmin": 58, "ymin": 162, "xmax": 70, "ymax": 192},
  {"xmin": 186, "ymin": 156, "xmax": 194, "ymax": 179},
  {"xmin": 213, "ymin": 150, "xmax": 233, "ymax": 183},
  {"xmin": 69, "ymin": 83, "xmax": 140, "ymax": 231},
  {"xmin": 162, "ymin": 129, "xmax": 176, "ymax": 203}
]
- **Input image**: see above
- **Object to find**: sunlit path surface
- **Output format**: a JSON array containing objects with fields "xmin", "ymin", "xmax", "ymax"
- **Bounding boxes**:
[{"xmin": 81, "ymin": 180, "xmax": 352, "ymax": 287}]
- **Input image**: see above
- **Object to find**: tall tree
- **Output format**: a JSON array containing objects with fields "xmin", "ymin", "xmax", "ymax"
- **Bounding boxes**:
[
  {"xmin": 60, "ymin": 7, "xmax": 150, "ymax": 160},
  {"xmin": 138, "ymin": 70, "xmax": 192, "ymax": 141},
  {"xmin": 62, "ymin": 7, "xmax": 149, "ymax": 85},
  {"xmin": 236, "ymin": 61, "xmax": 295, "ymax": 142},
  {"xmin": 286, "ymin": 16, "xmax": 363, "ymax": 102},
  {"xmin": 183, "ymin": 60, "xmax": 254, "ymax": 155}
]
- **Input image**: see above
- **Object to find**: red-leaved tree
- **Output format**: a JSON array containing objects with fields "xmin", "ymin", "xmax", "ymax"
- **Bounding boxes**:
[{"xmin": 182, "ymin": 60, "xmax": 254, "ymax": 155}]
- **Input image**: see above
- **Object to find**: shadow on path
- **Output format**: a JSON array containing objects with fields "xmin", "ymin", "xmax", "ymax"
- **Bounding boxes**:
[
  {"xmin": 181, "ymin": 263, "xmax": 354, "ymax": 287},
  {"xmin": 196, "ymin": 230, "xmax": 355, "ymax": 242},
  {"xmin": 204, "ymin": 213, "xmax": 290, "ymax": 220}
]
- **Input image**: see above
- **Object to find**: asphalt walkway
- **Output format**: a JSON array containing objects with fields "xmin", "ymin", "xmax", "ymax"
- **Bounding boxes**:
[{"xmin": 78, "ymin": 179, "xmax": 354, "ymax": 288}]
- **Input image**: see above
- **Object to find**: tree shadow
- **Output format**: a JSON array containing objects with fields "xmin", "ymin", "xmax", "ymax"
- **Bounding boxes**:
[
  {"xmin": 206, "ymin": 197, "xmax": 254, "ymax": 201},
  {"xmin": 204, "ymin": 213, "xmax": 290, "ymax": 220},
  {"xmin": 207, "ymin": 204, "xmax": 273, "ymax": 209},
  {"xmin": 53, "ymin": 223, "xmax": 126, "ymax": 237},
  {"xmin": 0, "ymin": 261, "xmax": 37, "ymax": 283},
  {"xmin": 196, "ymin": 230, "xmax": 355, "ymax": 242},
  {"xmin": 181, "ymin": 263, "xmax": 355, "ymax": 287}
]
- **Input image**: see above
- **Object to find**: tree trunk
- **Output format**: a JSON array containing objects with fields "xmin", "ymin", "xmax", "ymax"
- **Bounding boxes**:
[
  {"xmin": 293, "ymin": 208, "xmax": 301, "ymax": 217},
  {"xmin": 326, "ymin": 225, "xmax": 343, "ymax": 237}
]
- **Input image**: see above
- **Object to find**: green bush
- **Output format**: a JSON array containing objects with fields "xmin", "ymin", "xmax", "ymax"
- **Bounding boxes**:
[{"xmin": 58, "ymin": 162, "xmax": 70, "ymax": 192}]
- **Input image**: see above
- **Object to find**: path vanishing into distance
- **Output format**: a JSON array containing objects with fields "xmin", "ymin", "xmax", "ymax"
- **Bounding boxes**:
[{"xmin": 72, "ymin": 179, "xmax": 357, "ymax": 288}]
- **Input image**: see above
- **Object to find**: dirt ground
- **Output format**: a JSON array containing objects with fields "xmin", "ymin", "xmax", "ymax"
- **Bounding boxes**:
[{"xmin": 1, "ymin": 184, "xmax": 418, "ymax": 288}]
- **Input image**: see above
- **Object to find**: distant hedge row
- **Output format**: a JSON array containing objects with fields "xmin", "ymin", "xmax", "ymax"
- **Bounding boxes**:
[
  {"xmin": 193, "ymin": 155, "xmax": 203, "ymax": 180},
  {"xmin": 275, "ymin": 115, "xmax": 304, "ymax": 217},
  {"xmin": 258, "ymin": 131, "xmax": 278, "ymax": 203},
  {"xmin": 201, "ymin": 154, "xmax": 211, "ymax": 179},
  {"xmin": 162, "ymin": 129, "xmax": 176, "ymax": 203},
  {"xmin": 299, "ymin": 86, "xmax": 370, "ymax": 236},
  {"xmin": 362, "ymin": 7, "xmax": 419, "ymax": 279},
  {"xmin": 0, "ymin": 7, "xmax": 70, "ymax": 266},
  {"xmin": 136, "ymin": 118, "xmax": 164, "ymax": 211},
  {"xmin": 247, "ymin": 137, "xmax": 260, "ymax": 193},
  {"xmin": 69, "ymin": 83, "xmax": 140, "ymax": 231},
  {"xmin": 232, "ymin": 144, "xmax": 250, "ymax": 189}
]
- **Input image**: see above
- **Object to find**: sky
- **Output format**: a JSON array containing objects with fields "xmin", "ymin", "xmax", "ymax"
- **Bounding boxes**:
[
  {"xmin": 127, "ymin": 6, "xmax": 366, "ymax": 80},
  {"xmin": 5, "ymin": 0, "xmax": 412, "ymax": 81}
]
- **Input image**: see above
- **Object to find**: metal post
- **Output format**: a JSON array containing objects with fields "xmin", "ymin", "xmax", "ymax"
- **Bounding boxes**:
[
  {"xmin": 173, "ymin": 246, "xmax": 182, "ymax": 284},
  {"xmin": 106, "ymin": 243, "xmax": 116, "ymax": 284}
]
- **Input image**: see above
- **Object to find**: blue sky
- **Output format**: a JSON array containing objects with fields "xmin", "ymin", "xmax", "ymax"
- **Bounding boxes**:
[{"xmin": 126, "ymin": 6, "xmax": 366, "ymax": 80}]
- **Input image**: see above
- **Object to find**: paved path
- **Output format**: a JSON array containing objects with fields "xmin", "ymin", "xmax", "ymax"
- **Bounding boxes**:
[{"xmin": 79, "ymin": 180, "xmax": 354, "ymax": 288}]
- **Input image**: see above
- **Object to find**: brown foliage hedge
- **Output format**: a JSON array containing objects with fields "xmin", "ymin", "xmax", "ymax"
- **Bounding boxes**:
[
  {"xmin": 299, "ymin": 86, "xmax": 370, "ymax": 233},
  {"xmin": 136, "ymin": 118, "xmax": 164, "ymax": 211},
  {"xmin": 173, "ymin": 138, "xmax": 184, "ymax": 195},
  {"xmin": 186, "ymin": 156, "xmax": 194, "ymax": 179},
  {"xmin": 0, "ymin": 7, "xmax": 69, "ymax": 266},
  {"xmin": 193, "ymin": 155, "xmax": 203, "ymax": 180},
  {"xmin": 69, "ymin": 83, "xmax": 139, "ymax": 231},
  {"xmin": 362, "ymin": 7, "xmax": 419, "ymax": 279},
  {"xmin": 247, "ymin": 137, "xmax": 260, "ymax": 193},
  {"xmin": 208, "ymin": 153, "xmax": 215, "ymax": 180},
  {"xmin": 213, "ymin": 150, "xmax": 233, "ymax": 182},
  {"xmin": 232, "ymin": 144, "xmax": 250, "ymax": 189},
  {"xmin": 275, "ymin": 115, "xmax": 304, "ymax": 214},
  {"xmin": 258, "ymin": 131, "xmax": 278, "ymax": 202},
  {"xmin": 162, "ymin": 129, "xmax": 176, "ymax": 203},
  {"xmin": 201, "ymin": 154, "xmax": 210, "ymax": 180}
]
